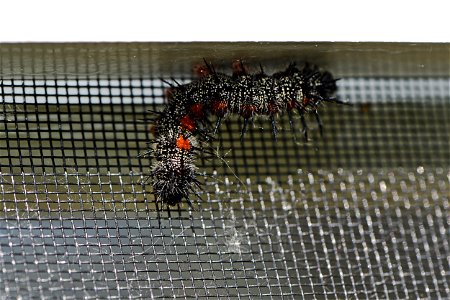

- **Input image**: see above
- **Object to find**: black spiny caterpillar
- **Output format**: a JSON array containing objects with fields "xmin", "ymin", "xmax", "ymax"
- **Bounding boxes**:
[{"xmin": 144, "ymin": 60, "xmax": 347, "ymax": 207}]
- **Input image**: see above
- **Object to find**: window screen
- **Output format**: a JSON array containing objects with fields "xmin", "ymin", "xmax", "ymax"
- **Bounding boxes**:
[{"xmin": 1, "ymin": 42, "xmax": 449, "ymax": 299}]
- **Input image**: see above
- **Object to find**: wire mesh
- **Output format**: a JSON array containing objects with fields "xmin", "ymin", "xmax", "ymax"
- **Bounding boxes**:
[{"xmin": 0, "ymin": 43, "xmax": 449, "ymax": 299}]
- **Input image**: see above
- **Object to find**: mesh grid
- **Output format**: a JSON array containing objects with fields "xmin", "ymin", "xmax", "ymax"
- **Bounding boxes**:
[{"xmin": 1, "ymin": 44, "xmax": 449, "ymax": 299}]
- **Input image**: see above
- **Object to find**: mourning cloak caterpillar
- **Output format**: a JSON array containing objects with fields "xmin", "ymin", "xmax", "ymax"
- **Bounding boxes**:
[{"xmin": 144, "ymin": 60, "xmax": 346, "ymax": 207}]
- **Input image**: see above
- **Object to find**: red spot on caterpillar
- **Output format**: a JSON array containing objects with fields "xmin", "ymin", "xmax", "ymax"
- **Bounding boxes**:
[
  {"xmin": 232, "ymin": 59, "xmax": 248, "ymax": 76},
  {"xmin": 211, "ymin": 100, "xmax": 228, "ymax": 117},
  {"xmin": 176, "ymin": 135, "xmax": 191, "ymax": 151},
  {"xmin": 180, "ymin": 115, "xmax": 196, "ymax": 131},
  {"xmin": 165, "ymin": 88, "xmax": 174, "ymax": 101},
  {"xmin": 287, "ymin": 99, "xmax": 297, "ymax": 110},
  {"xmin": 268, "ymin": 102, "xmax": 279, "ymax": 115},
  {"xmin": 303, "ymin": 97, "xmax": 311, "ymax": 106},
  {"xmin": 190, "ymin": 103, "xmax": 204, "ymax": 119},
  {"xmin": 149, "ymin": 124, "xmax": 158, "ymax": 137},
  {"xmin": 240, "ymin": 104, "xmax": 256, "ymax": 119},
  {"xmin": 193, "ymin": 64, "xmax": 211, "ymax": 77}
]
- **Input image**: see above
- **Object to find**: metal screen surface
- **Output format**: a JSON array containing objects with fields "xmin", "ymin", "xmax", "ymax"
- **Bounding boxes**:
[{"xmin": 0, "ymin": 43, "xmax": 449, "ymax": 299}]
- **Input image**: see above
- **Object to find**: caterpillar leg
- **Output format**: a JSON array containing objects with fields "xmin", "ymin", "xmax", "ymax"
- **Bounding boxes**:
[
  {"xmin": 323, "ymin": 97, "xmax": 351, "ymax": 106},
  {"xmin": 213, "ymin": 117, "xmax": 223, "ymax": 135},
  {"xmin": 269, "ymin": 115, "xmax": 278, "ymax": 141},
  {"xmin": 313, "ymin": 109, "xmax": 323, "ymax": 137},
  {"xmin": 287, "ymin": 110, "xmax": 297, "ymax": 141},
  {"xmin": 240, "ymin": 117, "xmax": 253, "ymax": 142},
  {"xmin": 300, "ymin": 113, "xmax": 308, "ymax": 142}
]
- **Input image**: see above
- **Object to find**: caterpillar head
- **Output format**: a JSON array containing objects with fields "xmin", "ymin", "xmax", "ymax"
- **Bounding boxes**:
[
  {"xmin": 150, "ymin": 144, "xmax": 198, "ymax": 207},
  {"xmin": 151, "ymin": 160, "xmax": 197, "ymax": 206}
]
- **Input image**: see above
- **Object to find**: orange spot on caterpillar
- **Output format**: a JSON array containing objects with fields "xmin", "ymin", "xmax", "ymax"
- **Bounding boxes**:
[
  {"xmin": 211, "ymin": 100, "xmax": 228, "ymax": 117},
  {"xmin": 190, "ymin": 103, "xmax": 204, "ymax": 119},
  {"xmin": 176, "ymin": 135, "xmax": 191, "ymax": 151},
  {"xmin": 180, "ymin": 115, "xmax": 196, "ymax": 131},
  {"xmin": 240, "ymin": 104, "xmax": 256, "ymax": 119}
]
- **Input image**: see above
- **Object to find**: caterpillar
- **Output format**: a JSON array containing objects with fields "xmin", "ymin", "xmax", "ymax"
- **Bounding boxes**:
[{"xmin": 144, "ymin": 60, "xmax": 346, "ymax": 207}]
